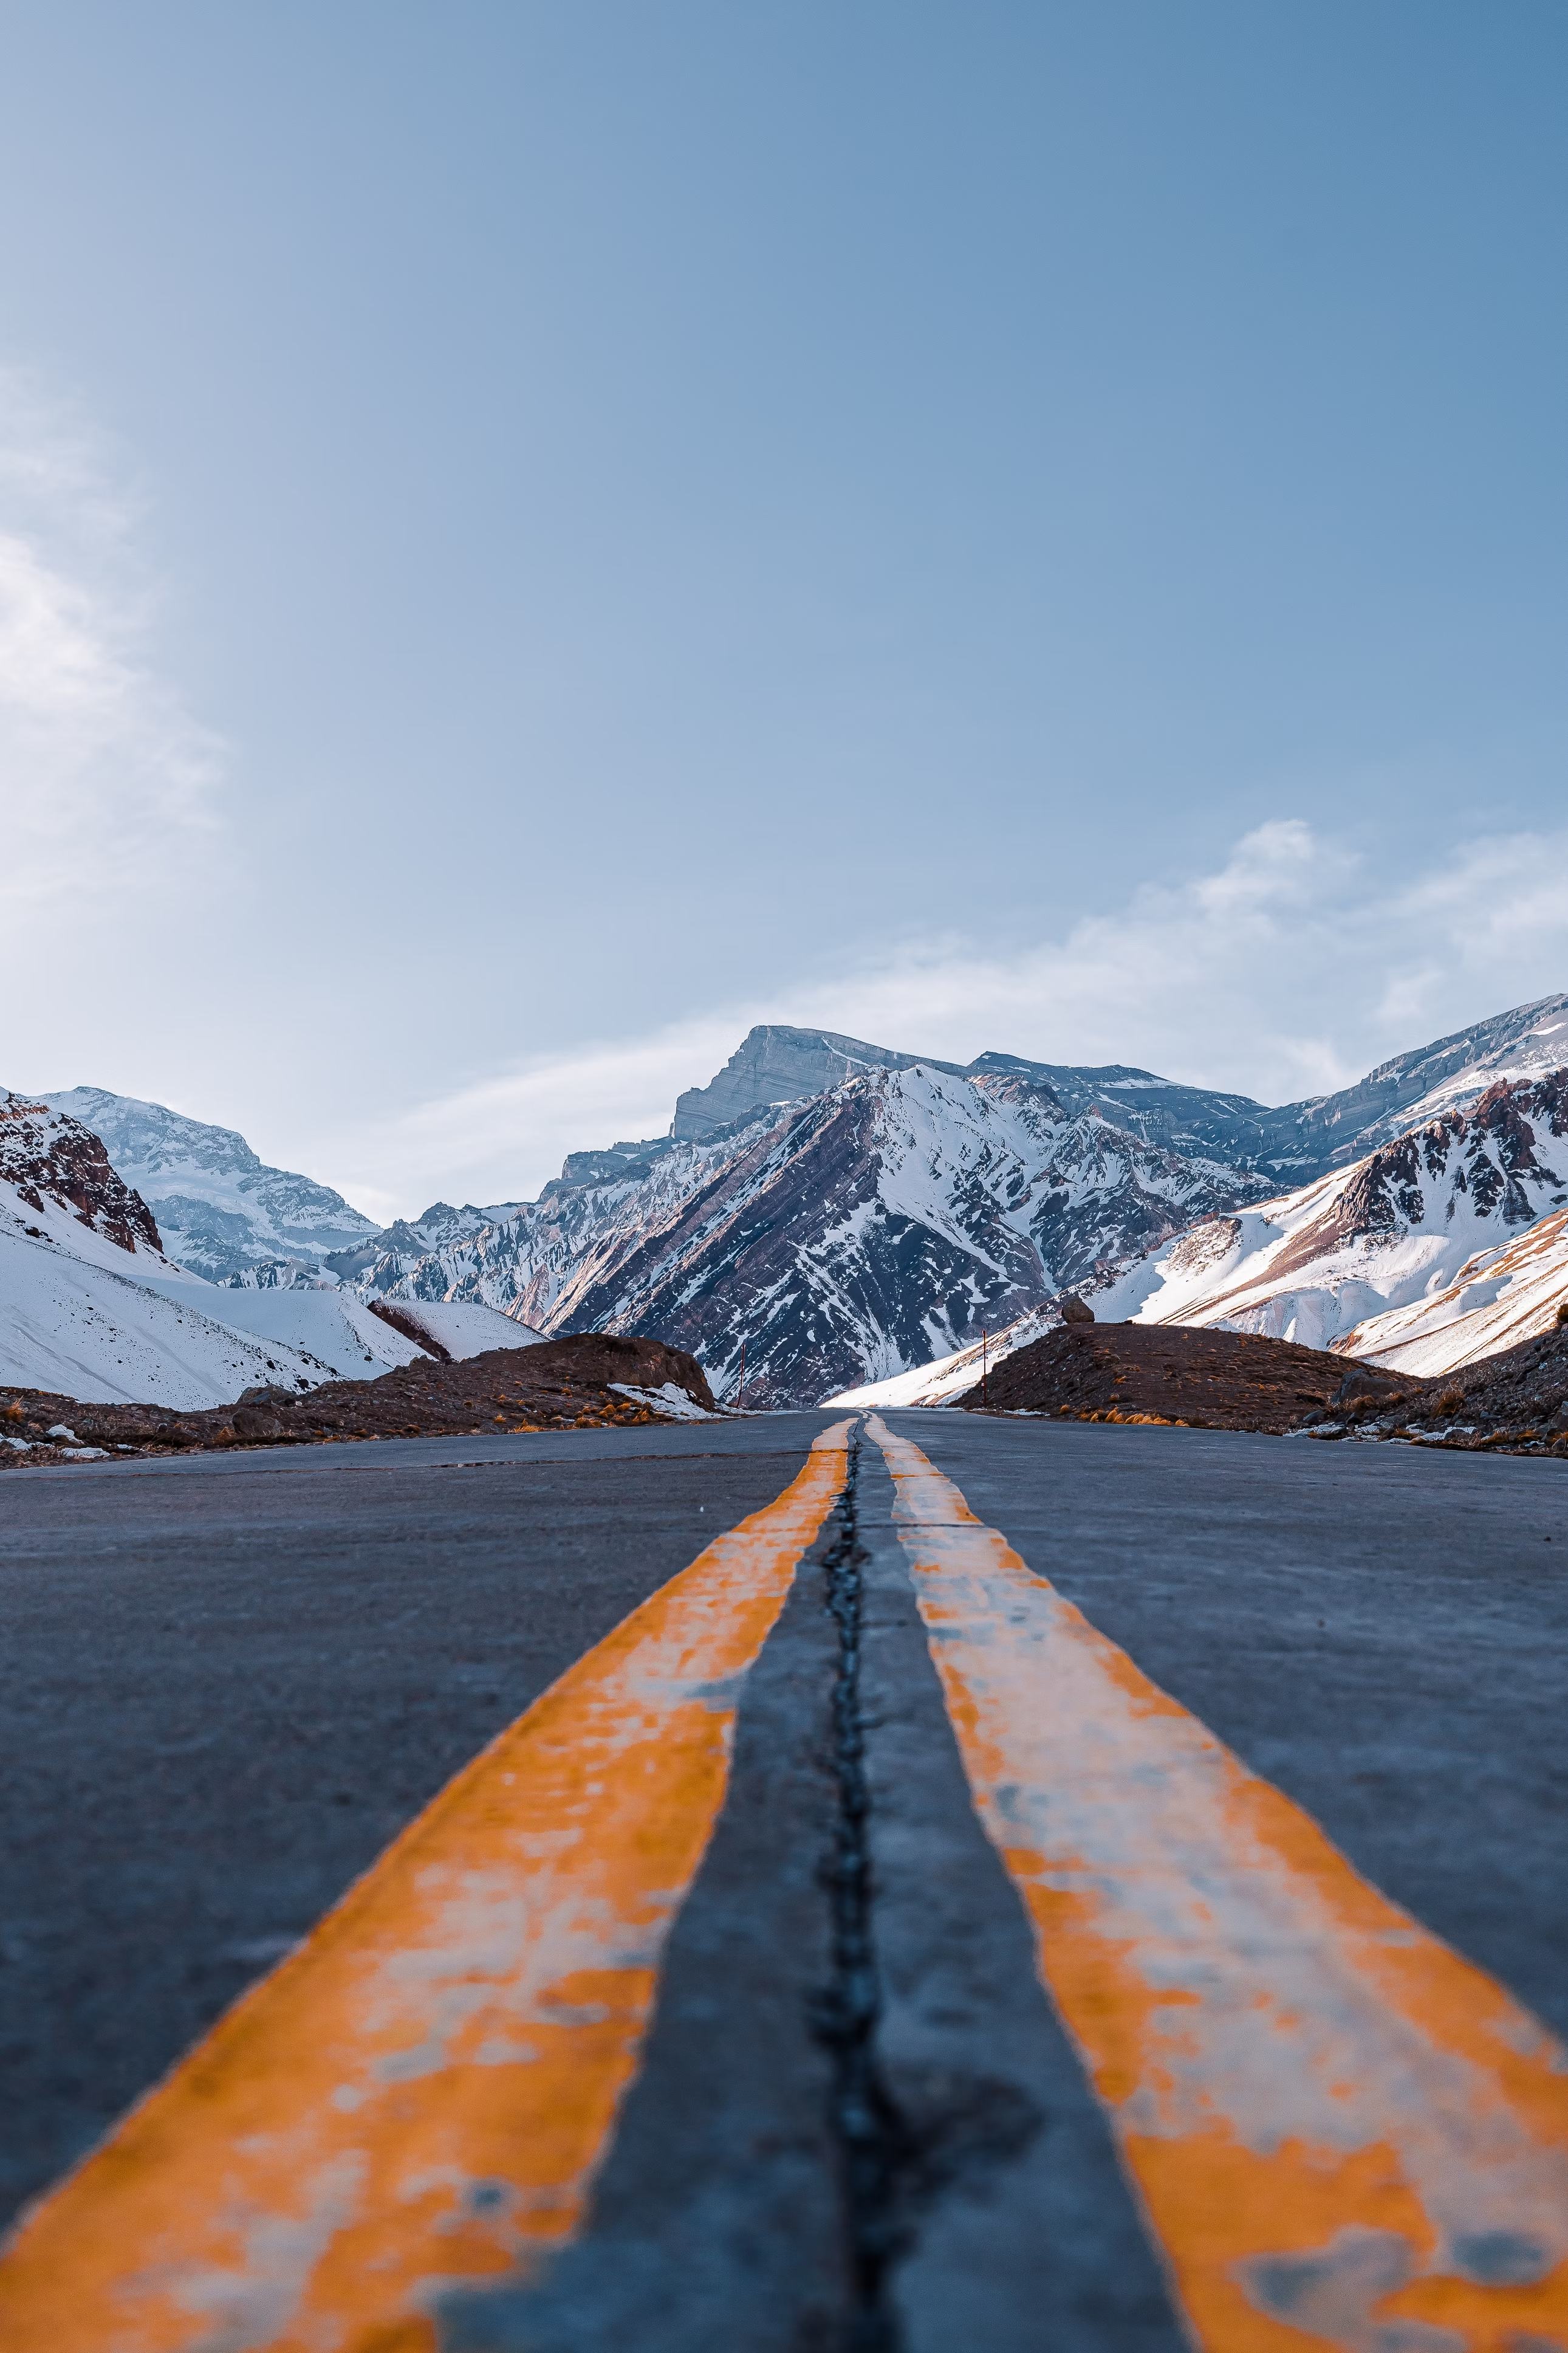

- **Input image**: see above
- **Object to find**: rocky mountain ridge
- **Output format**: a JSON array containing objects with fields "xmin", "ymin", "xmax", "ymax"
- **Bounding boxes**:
[
  {"xmin": 27, "ymin": 990, "xmax": 1568, "ymax": 1411},
  {"xmin": 41, "ymin": 1087, "xmax": 381, "ymax": 1283},
  {"xmin": 1091, "ymin": 1070, "xmax": 1568, "ymax": 1363},
  {"xmin": 379, "ymin": 1063, "xmax": 1269, "ymax": 1405},
  {"xmin": 1, "ymin": 1094, "xmax": 163, "ymax": 1256},
  {"xmin": 1271, "ymin": 991, "xmax": 1568, "ymax": 1172}
]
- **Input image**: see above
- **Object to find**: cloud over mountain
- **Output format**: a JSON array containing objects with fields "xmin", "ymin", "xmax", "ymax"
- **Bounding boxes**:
[{"xmin": 321, "ymin": 819, "xmax": 1568, "ymax": 1215}]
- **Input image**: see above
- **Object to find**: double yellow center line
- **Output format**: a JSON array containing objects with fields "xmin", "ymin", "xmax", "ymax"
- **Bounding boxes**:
[{"xmin": 4, "ymin": 1415, "xmax": 1566, "ymax": 2351}]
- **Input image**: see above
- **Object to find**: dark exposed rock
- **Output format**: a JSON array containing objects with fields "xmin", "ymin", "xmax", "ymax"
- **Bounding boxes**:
[
  {"xmin": 963, "ymin": 1323, "xmax": 1416, "ymax": 1433},
  {"xmin": 365, "ymin": 1299, "xmax": 453, "ymax": 1362},
  {"xmin": 0, "ymin": 1093, "xmax": 162, "ymax": 1255},
  {"xmin": 1391, "ymin": 1324, "xmax": 1568, "ymax": 1455}
]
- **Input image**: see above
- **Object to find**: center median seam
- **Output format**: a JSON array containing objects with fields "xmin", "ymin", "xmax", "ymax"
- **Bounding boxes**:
[{"xmin": 812, "ymin": 1423, "xmax": 912, "ymax": 2353}]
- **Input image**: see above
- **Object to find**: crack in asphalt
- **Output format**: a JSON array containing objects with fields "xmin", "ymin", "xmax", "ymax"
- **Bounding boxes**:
[{"xmin": 815, "ymin": 1427, "xmax": 911, "ymax": 2351}]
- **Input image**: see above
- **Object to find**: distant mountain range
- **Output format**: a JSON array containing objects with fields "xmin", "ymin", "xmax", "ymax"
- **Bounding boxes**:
[
  {"xmin": 39, "ymin": 1088, "xmax": 383, "ymax": 1283},
  {"xmin": 368, "ymin": 997, "xmax": 1568, "ymax": 1404},
  {"xmin": 15, "ymin": 989, "xmax": 1568, "ymax": 1408},
  {"xmin": 0, "ymin": 1094, "xmax": 529, "ymax": 1407}
]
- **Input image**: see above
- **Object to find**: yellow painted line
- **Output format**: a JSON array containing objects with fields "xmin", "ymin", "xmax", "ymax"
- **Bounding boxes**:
[
  {"xmin": 0, "ymin": 1421, "xmax": 852, "ymax": 2353},
  {"xmin": 866, "ymin": 1414, "xmax": 1568, "ymax": 2352}
]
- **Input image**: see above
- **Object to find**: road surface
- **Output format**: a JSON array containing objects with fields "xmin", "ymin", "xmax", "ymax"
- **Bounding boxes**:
[{"xmin": 1, "ymin": 1411, "xmax": 1565, "ymax": 2348}]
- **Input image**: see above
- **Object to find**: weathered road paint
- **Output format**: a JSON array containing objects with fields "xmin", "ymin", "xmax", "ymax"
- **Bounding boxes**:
[
  {"xmin": 867, "ymin": 1415, "xmax": 1568, "ymax": 2353},
  {"xmin": 0, "ymin": 1422, "xmax": 852, "ymax": 2353}
]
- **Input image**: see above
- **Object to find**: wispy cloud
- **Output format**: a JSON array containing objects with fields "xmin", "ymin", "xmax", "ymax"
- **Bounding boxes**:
[
  {"xmin": 324, "ymin": 816, "xmax": 1568, "ymax": 1217},
  {"xmin": 0, "ymin": 369, "xmax": 223, "ymax": 910}
]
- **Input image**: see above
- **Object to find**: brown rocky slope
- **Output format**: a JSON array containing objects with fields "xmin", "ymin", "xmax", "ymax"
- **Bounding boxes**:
[
  {"xmin": 958, "ymin": 1313, "xmax": 1568, "ymax": 1460},
  {"xmin": 1, "ymin": 1334, "xmax": 716, "ymax": 1467},
  {"xmin": 961, "ymin": 1322, "xmax": 1415, "ymax": 1433}
]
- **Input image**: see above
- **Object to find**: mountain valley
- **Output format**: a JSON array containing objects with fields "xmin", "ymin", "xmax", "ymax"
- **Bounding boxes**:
[{"xmin": 10, "ymin": 989, "xmax": 1568, "ymax": 1414}]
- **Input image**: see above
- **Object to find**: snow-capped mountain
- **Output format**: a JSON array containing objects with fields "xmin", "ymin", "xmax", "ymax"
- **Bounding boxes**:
[
  {"xmin": 382, "ymin": 1063, "xmax": 1267, "ymax": 1406},
  {"xmin": 1, "ymin": 1093, "xmax": 336, "ymax": 1403},
  {"xmin": 665, "ymin": 1003, "xmax": 1568, "ymax": 1184},
  {"xmin": 24, "ymin": 994, "xmax": 1568, "ymax": 1412},
  {"xmin": 324, "ymin": 1197, "xmax": 529, "ymax": 1291},
  {"xmin": 1090, "ymin": 1071, "xmax": 1568, "ymax": 1357},
  {"xmin": 41, "ymin": 1087, "xmax": 382, "ymax": 1282},
  {"xmin": 354, "ymin": 1000, "xmax": 1568, "ymax": 1405},
  {"xmin": 673, "ymin": 1025, "xmax": 1292, "ymax": 1171},
  {"xmin": 672, "ymin": 1026, "xmax": 971, "ymax": 1140},
  {"xmin": 0, "ymin": 1091, "xmax": 442, "ymax": 1405},
  {"xmin": 1261, "ymin": 992, "xmax": 1568, "ymax": 1178}
]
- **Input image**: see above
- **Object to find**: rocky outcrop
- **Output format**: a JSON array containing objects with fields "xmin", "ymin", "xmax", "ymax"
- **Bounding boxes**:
[
  {"xmin": 672, "ymin": 1025, "xmax": 968, "ymax": 1142},
  {"xmin": 0, "ymin": 1333, "xmax": 716, "ymax": 1465},
  {"xmin": 964, "ymin": 1321, "xmax": 1414, "ymax": 1431},
  {"xmin": 0, "ymin": 1094, "xmax": 162, "ymax": 1254}
]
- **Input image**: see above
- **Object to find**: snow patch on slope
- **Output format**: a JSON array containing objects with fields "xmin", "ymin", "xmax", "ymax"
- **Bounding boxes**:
[
  {"xmin": 1094, "ymin": 1073, "xmax": 1568, "ymax": 1361},
  {"xmin": 0, "ymin": 1101, "xmax": 431, "ymax": 1403},
  {"xmin": 371, "ymin": 1299, "xmax": 547, "ymax": 1362},
  {"xmin": 1340, "ymin": 1209, "xmax": 1568, "ymax": 1377},
  {"xmin": 0, "ymin": 1209, "xmax": 337, "ymax": 1406}
]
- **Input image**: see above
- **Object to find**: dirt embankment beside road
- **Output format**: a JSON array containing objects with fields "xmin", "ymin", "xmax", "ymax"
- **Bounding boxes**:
[
  {"xmin": 962, "ymin": 1323, "xmax": 1410, "ymax": 1432},
  {"xmin": 960, "ymin": 1316, "xmax": 1568, "ymax": 1459},
  {"xmin": 0, "ymin": 1333, "xmax": 717, "ymax": 1467}
]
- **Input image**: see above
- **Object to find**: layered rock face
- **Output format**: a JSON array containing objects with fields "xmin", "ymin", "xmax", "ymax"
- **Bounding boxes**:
[
  {"xmin": 0, "ymin": 1094, "xmax": 162, "ymax": 1255},
  {"xmin": 671, "ymin": 1025, "xmax": 967, "ymax": 1142}
]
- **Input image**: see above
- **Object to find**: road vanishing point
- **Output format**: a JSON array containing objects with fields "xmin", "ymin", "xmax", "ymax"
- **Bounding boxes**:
[{"xmin": 1, "ymin": 1410, "xmax": 1566, "ymax": 2350}]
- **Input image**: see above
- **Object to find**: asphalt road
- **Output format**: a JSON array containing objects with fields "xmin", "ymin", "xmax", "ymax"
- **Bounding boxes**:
[{"xmin": 1, "ymin": 1412, "xmax": 1565, "ymax": 2349}]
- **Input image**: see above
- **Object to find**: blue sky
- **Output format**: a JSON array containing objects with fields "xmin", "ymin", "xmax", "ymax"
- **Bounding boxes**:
[{"xmin": 2, "ymin": 2, "xmax": 1566, "ymax": 1214}]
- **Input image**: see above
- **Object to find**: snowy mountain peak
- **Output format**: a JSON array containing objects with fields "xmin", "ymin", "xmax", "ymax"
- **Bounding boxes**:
[
  {"xmin": 377, "ymin": 1057, "xmax": 1268, "ymax": 1406},
  {"xmin": 1094, "ymin": 1067, "xmax": 1568, "ymax": 1360},
  {"xmin": 1276, "ymin": 991, "xmax": 1568, "ymax": 1170},
  {"xmin": 41, "ymin": 1086, "xmax": 380, "ymax": 1282},
  {"xmin": 671, "ymin": 1024, "xmax": 967, "ymax": 1142}
]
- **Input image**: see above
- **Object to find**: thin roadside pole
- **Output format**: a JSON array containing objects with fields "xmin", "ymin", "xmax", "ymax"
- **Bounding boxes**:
[
  {"xmin": 737, "ymin": 1336, "xmax": 747, "ymax": 1407},
  {"xmin": 981, "ymin": 1325, "xmax": 988, "ymax": 1411}
]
